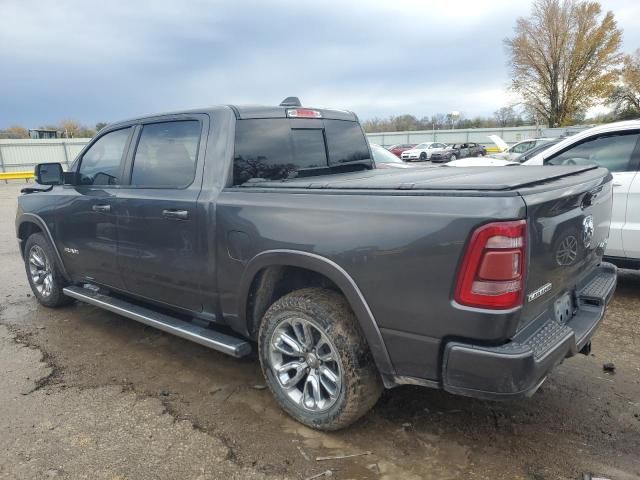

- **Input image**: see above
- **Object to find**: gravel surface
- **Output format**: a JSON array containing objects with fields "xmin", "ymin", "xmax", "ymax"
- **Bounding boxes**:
[{"xmin": 1, "ymin": 182, "xmax": 639, "ymax": 480}]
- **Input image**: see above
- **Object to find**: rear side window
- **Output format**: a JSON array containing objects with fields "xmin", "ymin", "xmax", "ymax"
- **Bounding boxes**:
[
  {"xmin": 78, "ymin": 127, "xmax": 131, "ymax": 186},
  {"xmin": 233, "ymin": 119, "xmax": 371, "ymax": 185},
  {"xmin": 546, "ymin": 133, "xmax": 640, "ymax": 172},
  {"xmin": 131, "ymin": 120, "xmax": 201, "ymax": 188}
]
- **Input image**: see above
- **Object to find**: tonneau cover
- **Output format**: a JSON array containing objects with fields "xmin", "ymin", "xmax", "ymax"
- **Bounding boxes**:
[{"xmin": 239, "ymin": 166, "xmax": 606, "ymax": 192}]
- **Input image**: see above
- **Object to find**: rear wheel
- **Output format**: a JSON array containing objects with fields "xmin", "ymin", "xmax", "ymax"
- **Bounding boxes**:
[
  {"xmin": 24, "ymin": 233, "xmax": 73, "ymax": 308},
  {"xmin": 258, "ymin": 288, "xmax": 382, "ymax": 430}
]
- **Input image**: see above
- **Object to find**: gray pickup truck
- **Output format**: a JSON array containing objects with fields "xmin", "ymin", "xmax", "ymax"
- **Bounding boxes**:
[{"xmin": 16, "ymin": 99, "xmax": 617, "ymax": 430}]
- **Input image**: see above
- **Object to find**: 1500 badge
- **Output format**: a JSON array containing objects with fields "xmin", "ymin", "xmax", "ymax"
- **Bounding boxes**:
[
  {"xmin": 527, "ymin": 282, "xmax": 552, "ymax": 302},
  {"xmin": 63, "ymin": 247, "xmax": 79, "ymax": 255}
]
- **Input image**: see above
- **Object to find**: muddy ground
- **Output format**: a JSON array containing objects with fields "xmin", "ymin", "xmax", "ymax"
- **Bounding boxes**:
[{"xmin": 0, "ymin": 182, "xmax": 639, "ymax": 480}]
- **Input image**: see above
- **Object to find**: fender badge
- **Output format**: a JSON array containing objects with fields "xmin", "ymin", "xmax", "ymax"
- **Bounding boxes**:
[{"xmin": 527, "ymin": 283, "xmax": 552, "ymax": 302}]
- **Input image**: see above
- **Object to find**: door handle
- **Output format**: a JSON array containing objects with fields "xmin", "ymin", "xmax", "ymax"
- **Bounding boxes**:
[
  {"xmin": 162, "ymin": 209, "xmax": 189, "ymax": 220},
  {"xmin": 612, "ymin": 182, "xmax": 623, "ymax": 187},
  {"xmin": 92, "ymin": 204, "xmax": 111, "ymax": 213}
]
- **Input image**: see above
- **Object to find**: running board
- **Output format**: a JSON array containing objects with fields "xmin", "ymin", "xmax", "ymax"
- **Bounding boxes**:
[{"xmin": 63, "ymin": 286, "xmax": 251, "ymax": 358}]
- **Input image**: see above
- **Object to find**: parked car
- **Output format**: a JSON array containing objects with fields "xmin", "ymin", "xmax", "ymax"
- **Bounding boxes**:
[
  {"xmin": 429, "ymin": 145, "xmax": 460, "ymax": 163},
  {"xmin": 401, "ymin": 142, "xmax": 448, "ymax": 161},
  {"xmin": 447, "ymin": 140, "xmax": 559, "ymax": 167},
  {"xmin": 517, "ymin": 138, "xmax": 562, "ymax": 162},
  {"xmin": 453, "ymin": 142, "xmax": 487, "ymax": 158},
  {"xmin": 523, "ymin": 120, "xmax": 640, "ymax": 270},
  {"xmin": 387, "ymin": 143, "xmax": 416, "ymax": 157},
  {"xmin": 371, "ymin": 144, "xmax": 421, "ymax": 169},
  {"xmin": 17, "ymin": 99, "xmax": 616, "ymax": 431},
  {"xmin": 489, "ymin": 136, "xmax": 557, "ymax": 162}
]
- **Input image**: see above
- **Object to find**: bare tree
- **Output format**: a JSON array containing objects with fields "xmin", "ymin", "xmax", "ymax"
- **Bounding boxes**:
[
  {"xmin": 506, "ymin": 0, "xmax": 622, "ymax": 127},
  {"xmin": 2, "ymin": 125, "xmax": 29, "ymax": 139},
  {"xmin": 494, "ymin": 106, "xmax": 517, "ymax": 127}
]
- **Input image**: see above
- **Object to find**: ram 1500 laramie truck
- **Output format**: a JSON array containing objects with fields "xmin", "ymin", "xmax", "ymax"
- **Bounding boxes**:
[{"xmin": 16, "ymin": 99, "xmax": 617, "ymax": 430}]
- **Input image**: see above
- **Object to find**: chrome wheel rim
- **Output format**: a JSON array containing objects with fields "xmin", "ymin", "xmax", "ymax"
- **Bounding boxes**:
[
  {"xmin": 28, "ymin": 245, "xmax": 53, "ymax": 297},
  {"xmin": 268, "ymin": 317, "xmax": 342, "ymax": 412}
]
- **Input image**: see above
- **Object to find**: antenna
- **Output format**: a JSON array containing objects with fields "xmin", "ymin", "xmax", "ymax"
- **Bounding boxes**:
[{"xmin": 280, "ymin": 97, "xmax": 302, "ymax": 107}]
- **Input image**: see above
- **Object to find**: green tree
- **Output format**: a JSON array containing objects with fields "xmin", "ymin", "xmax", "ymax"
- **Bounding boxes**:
[{"xmin": 506, "ymin": 0, "xmax": 622, "ymax": 127}]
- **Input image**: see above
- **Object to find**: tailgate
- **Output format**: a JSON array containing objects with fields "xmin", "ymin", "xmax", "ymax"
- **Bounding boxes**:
[{"xmin": 518, "ymin": 167, "xmax": 613, "ymax": 331}]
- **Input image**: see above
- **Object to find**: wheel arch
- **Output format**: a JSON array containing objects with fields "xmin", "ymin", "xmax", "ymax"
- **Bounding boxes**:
[
  {"xmin": 238, "ymin": 250, "xmax": 395, "ymax": 378},
  {"xmin": 17, "ymin": 213, "xmax": 70, "ymax": 281}
]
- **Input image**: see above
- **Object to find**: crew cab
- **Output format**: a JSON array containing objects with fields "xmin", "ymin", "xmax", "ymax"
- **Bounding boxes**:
[{"xmin": 16, "ymin": 99, "xmax": 617, "ymax": 431}]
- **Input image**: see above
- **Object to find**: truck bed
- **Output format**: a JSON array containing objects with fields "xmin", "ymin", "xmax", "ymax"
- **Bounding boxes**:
[{"xmin": 238, "ymin": 165, "xmax": 603, "ymax": 193}]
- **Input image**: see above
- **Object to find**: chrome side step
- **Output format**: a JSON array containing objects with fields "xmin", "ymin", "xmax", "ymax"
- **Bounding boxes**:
[{"xmin": 63, "ymin": 286, "xmax": 251, "ymax": 358}]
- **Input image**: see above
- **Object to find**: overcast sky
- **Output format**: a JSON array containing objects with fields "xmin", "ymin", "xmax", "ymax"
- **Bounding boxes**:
[{"xmin": 1, "ymin": 0, "xmax": 639, "ymax": 128}]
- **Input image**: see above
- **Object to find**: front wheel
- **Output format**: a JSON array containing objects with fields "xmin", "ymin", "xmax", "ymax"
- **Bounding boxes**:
[
  {"xmin": 258, "ymin": 288, "xmax": 382, "ymax": 430},
  {"xmin": 24, "ymin": 233, "xmax": 73, "ymax": 308},
  {"xmin": 419, "ymin": 152, "xmax": 427, "ymax": 161},
  {"xmin": 450, "ymin": 154, "xmax": 457, "ymax": 161}
]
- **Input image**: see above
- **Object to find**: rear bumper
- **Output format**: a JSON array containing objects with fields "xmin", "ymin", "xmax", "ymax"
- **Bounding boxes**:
[{"xmin": 441, "ymin": 262, "xmax": 617, "ymax": 400}]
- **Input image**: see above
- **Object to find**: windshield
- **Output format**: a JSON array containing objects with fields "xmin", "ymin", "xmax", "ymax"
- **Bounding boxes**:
[
  {"xmin": 415, "ymin": 143, "xmax": 430, "ymax": 149},
  {"xmin": 371, "ymin": 144, "xmax": 404, "ymax": 164}
]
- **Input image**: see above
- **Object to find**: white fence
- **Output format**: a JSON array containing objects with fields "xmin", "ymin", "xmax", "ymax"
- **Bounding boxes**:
[
  {"xmin": 0, "ymin": 138, "xmax": 90, "ymax": 173},
  {"xmin": 365, "ymin": 125, "xmax": 592, "ymax": 148}
]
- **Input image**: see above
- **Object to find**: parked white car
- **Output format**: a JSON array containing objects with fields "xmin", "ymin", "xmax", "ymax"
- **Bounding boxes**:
[
  {"xmin": 522, "ymin": 121, "xmax": 640, "ymax": 268},
  {"xmin": 400, "ymin": 142, "xmax": 448, "ymax": 161},
  {"xmin": 489, "ymin": 135, "xmax": 557, "ymax": 162}
]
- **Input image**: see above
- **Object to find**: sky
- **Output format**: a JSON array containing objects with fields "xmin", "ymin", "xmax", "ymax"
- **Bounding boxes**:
[{"xmin": 1, "ymin": 0, "xmax": 640, "ymax": 129}]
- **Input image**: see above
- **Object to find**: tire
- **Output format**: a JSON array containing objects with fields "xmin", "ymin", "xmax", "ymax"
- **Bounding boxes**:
[
  {"xmin": 450, "ymin": 155, "xmax": 457, "ymax": 161},
  {"xmin": 477, "ymin": 151, "xmax": 484, "ymax": 157},
  {"xmin": 258, "ymin": 288, "xmax": 383, "ymax": 431},
  {"xmin": 24, "ymin": 233, "xmax": 74, "ymax": 308},
  {"xmin": 419, "ymin": 152, "xmax": 427, "ymax": 161}
]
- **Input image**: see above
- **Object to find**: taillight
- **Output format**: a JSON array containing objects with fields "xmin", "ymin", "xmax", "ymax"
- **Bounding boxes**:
[
  {"xmin": 454, "ymin": 220, "xmax": 526, "ymax": 310},
  {"xmin": 287, "ymin": 108, "xmax": 322, "ymax": 118}
]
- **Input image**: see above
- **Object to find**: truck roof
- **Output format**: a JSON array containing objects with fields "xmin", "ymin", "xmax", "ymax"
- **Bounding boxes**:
[{"xmin": 106, "ymin": 104, "xmax": 358, "ymax": 129}]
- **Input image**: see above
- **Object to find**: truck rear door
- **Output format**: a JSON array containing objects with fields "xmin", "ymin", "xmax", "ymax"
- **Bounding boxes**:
[{"xmin": 115, "ymin": 115, "xmax": 208, "ymax": 312}]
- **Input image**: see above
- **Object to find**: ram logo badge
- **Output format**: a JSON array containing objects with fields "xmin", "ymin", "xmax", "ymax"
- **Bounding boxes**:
[
  {"xmin": 582, "ymin": 215, "xmax": 594, "ymax": 248},
  {"xmin": 527, "ymin": 283, "xmax": 552, "ymax": 302}
]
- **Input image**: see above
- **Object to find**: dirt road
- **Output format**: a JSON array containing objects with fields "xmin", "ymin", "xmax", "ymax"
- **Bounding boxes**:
[{"xmin": 1, "ymin": 183, "xmax": 639, "ymax": 480}]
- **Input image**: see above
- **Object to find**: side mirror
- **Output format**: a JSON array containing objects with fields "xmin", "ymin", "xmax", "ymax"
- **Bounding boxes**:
[{"xmin": 34, "ymin": 163, "xmax": 63, "ymax": 185}]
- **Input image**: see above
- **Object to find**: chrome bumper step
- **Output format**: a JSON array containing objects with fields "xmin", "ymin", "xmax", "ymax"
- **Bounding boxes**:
[{"xmin": 63, "ymin": 286, "xmax": 251, "ymax": 358}]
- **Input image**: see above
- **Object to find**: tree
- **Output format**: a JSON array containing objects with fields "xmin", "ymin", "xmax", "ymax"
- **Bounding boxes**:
[
  {"xmin": 505, "ymin": 0, "xmax": 622, "ymax": 127},
  {"xmin": 95, "ymin": 122, "xmax": 108, "ymax": 132},
  {"xmin": 3, "ymin": 125, "xmax": 29, "ymax": 139},
  {"xmin": 494, "ymin": 106, "xmax": 517, "ymax": 127},
  {"xmin": 608, "ymin": 49, "xmax": 640, "ymax": 119}
]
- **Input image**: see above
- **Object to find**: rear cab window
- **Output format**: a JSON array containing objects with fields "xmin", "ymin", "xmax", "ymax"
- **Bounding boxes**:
[
  {"xmin": 233, "ymin": 119, "xmax": 371, "ymax": 185},
  {"xmin": 130, "ymin": 120, "xmax": 201, "ymax": 188}
]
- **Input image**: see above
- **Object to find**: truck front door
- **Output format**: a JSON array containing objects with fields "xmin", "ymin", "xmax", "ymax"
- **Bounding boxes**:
[{"xmin": 56, "ymin": 126, "xmax": 134, "ymax": 289}]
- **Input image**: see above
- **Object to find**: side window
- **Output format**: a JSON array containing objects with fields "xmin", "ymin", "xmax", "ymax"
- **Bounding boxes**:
[
  {"xmin": 130, "ymin": 120, "xmax": 201, "ymax": 188},
  {"xmin": 511, "ymin": 141, "xmax": 531, "ymax": 153},
  {"xmin": 78, "ymin": 128, "xmax": 131, "ymax": 186},
  {"xmin": 546, "ymin": 133, "xmax": 639, "ymax": 172}
]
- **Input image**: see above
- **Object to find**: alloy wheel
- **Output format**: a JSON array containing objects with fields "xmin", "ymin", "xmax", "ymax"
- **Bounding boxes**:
[
  {"xmin": 28, "ymin": 245, "xmax": 53, "ymax": 297},
  {"xmin": 268, "ymin": 316, "xmax": 342, "ymax": 412}
]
